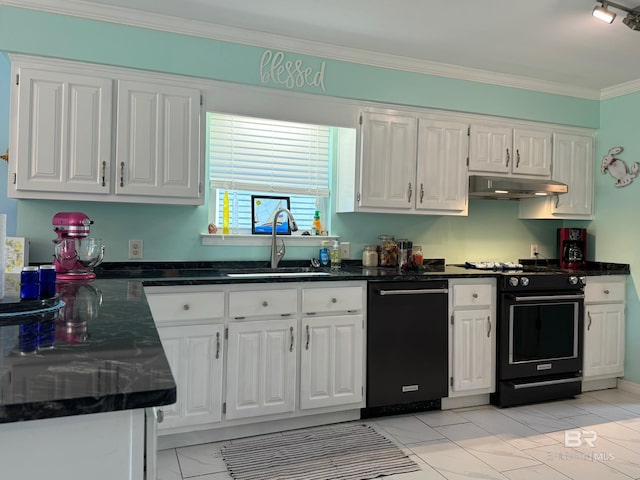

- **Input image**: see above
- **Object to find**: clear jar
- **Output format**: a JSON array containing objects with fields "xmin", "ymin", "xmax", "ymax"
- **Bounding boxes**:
[
  {"xmin": 362, "ymin": 245, "xmax": 378, "ymax": 267},
  {"xmin": 377, "ymin": 235, "xmax": 398, "ymax": 267}
]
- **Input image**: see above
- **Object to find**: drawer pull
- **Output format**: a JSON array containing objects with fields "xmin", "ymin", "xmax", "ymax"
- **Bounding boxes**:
[
  {"xmin": 215, "ymin": 331, "xmax": 220, "ymax": 359},
  {"xmin": 305, "ymin": 325, "xmax": 310, "ymax": 350},
  {"xmin": 262, "ymin": 301, "xmax": 269, "ymax": 307},
  {"xmin": 101, "ymin": 160, "xmax": 107, "ymax": 187},
  {"xmin": 487, "ymin": 315, "xmax": 492, "ymax": 338},
  {"xmin": 183, "ymin": 304, "xmax": 190, "ymax": 311},
  {"xmin": 120, "ymin": 161, "xmax": 125, "ymax": 187},
  {"xmin": 289, "ymin": 326, "xmax": 294, "ymax": 352},
  {"xmin": 331, "ymin": 298, "xmax": 337, "ymax": 303},
  {"xmin": 157, "ymin": 409, "xmax": 164, "ymax": 423},
  {"xmin": 587, "ymin": 311, "xmax": 592, "ymax": 331},
  {"xmin": 603, "ymin": 289, "xmax": 610, "ymax": 295},
  {"xmin": 472, "ymin": 293, "xmax": 478, "ymax": 298}
]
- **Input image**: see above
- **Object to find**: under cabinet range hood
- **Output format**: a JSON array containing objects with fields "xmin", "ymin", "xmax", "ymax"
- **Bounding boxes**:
[{"xmin": 468, "ymin": 175, "xmax": 568, "ymax": 200}]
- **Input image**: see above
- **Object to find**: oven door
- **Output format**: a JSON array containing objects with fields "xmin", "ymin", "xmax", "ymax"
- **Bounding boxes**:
[{"xmin": 499, "ymin": 292, "xmax": 584, "ymax": 380}]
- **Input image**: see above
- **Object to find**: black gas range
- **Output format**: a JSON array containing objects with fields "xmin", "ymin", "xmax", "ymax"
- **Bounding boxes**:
[{"xmin": 478, "ymin": 261, "xmax": 585, "ymax": 407}]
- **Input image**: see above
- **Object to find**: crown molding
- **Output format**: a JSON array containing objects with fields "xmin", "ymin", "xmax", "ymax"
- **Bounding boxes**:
[
  {"xmin": 1, "ymin": 0, "xmax": 605, "ymax": 100},
  {"xmin": 601, "ymin": 78, "xmax": 640, "ymax": 100}
]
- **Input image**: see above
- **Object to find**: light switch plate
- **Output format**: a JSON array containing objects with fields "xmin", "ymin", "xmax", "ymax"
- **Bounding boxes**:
[{"xmin": 340, "ymin": 242, "xmax": 350, "ymax": 259}]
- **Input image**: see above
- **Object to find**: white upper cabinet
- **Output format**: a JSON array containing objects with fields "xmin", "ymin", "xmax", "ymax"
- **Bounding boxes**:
[
  {"xmin": 338, "ymin": 110, "xmax": 468, "ymax": 215},
  {"xmin": 469, "ymin": 124, "xmax": 551, "ymax": 177},
  {"xmin": 115, "ymin": 81, "xmax": 201, "ymax": 200},
  {"xmin": 359, "ymin": 111, "xmax": 417, "ymax": 210},
  {"xmin": 519, "ymin": 132, "xmax": 594, "ymax": 219},
  {"xmin": 416, "ymin": 117, "xmax": 468, "ymax": 214},
  {"xmin": 8, "ymin": 55, "xmax": 203, "ymax": 205},
  {"xmin": 12, "ymin": 66, "xmax": 112, "ymax": 195}
]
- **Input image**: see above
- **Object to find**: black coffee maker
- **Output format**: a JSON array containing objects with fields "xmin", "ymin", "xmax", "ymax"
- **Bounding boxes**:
[{"xmin": 558, "ymin": 228, "xmax": 587, "ymax": 269}]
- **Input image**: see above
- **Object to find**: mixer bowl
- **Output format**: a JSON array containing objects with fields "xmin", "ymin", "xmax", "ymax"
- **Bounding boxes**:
[{"xmin": 76, "ymin": 237, "xmax": 105, "ymax": 269}]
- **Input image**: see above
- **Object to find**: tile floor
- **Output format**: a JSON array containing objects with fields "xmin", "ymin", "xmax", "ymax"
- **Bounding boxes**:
[{"xmin": 157, "ymin": 388, "xmax": 640, "ymax": 480}]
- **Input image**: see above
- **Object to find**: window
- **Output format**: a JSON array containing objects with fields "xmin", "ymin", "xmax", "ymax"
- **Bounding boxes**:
[{"xmin": 207, "ymin": 112, "xmax": 331, "ymax": 234}]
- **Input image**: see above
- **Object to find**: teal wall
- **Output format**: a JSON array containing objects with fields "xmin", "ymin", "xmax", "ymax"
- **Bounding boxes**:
[
  {"xmin": 0, "ymin": 52, "xmax": 15, "ymax": 235},
  {"xmin": 597, "ymin": 94, "xmax": 640, "ymax": 383}
]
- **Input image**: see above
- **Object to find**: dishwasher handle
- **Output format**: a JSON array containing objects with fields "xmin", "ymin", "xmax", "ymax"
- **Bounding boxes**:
[{"xmin": 377, "ymin": 288, "xmax": 448, "ymax": 296}]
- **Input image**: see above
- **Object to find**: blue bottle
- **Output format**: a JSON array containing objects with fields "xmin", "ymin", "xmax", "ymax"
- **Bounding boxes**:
[{"xmin": 319, "ymin": 241, "xmax": 330, "ymax": 267}]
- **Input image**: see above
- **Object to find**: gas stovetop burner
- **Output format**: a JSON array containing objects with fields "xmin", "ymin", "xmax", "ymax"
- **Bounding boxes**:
[{"xmin": 464, "ymin": 261, "xmax": 523, "ymax": 270}]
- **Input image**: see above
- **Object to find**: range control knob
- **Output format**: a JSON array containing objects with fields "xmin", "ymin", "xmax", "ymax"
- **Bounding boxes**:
[
  {"xmin": 519, "ymin": 277, "xmax": 530, "ymax": 287},
  {"xmin": 569, "ymin": 276, "xmax": 579, "ymax": 285},
  {"xmin": 509, "ymin": 277, "xmax": 520, "ymax": 287}
]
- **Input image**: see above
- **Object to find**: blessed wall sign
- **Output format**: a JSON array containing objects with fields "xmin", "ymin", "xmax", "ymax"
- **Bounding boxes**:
[{"xmin": 259, "ymin": 50, "xmax": 327, "ymax": 93}]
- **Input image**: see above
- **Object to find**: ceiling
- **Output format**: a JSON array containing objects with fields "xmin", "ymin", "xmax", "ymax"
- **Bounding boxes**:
[{"xmin": 26, "ymin": 0, "xmax": 640, "ymax": 94}]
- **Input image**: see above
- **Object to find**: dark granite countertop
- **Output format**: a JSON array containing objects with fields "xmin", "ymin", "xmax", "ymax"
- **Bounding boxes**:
[{"xmin": 0, "ymin": 276, "xmax": 176, "ymax": 424}]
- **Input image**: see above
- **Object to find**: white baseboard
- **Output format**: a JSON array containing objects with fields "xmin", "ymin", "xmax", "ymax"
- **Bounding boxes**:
[
  {"xmin": 582, "ymin": 377, "xmax": 618, "ymax": 392},
  {"xmin": 617, "ymin": 378, "xmax": 640, "ymax": 396},
  {"xmin": 441, "ymin": 394, "xmax": 490, "ymax": 410}
]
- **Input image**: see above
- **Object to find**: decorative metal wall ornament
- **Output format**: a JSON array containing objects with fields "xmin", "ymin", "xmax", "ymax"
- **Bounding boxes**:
[{"xmin": 601, "ymin": 146, "xmax": 639, "ymax": 187}]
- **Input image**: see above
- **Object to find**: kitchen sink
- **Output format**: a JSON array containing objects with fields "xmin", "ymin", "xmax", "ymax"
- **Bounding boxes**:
[{"xmin": 224, "ymin": 266, "xmax": 331, "ymax": 278}]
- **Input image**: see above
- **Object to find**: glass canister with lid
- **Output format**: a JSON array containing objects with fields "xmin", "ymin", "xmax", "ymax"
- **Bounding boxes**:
[
  {"xmin": 377, "ymin": 235, "xmax": 398, "ymax": 267},
  {"xmin": 362, "ymin": 245, "xmax": 378, "ymax": 267}
]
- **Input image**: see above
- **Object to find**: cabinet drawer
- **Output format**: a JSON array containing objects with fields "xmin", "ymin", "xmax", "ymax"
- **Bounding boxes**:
[
  {"xmin": 302, "ymin": 286, "xmax": 364, "ymax": 314},
  {"xmin": 147, "ymin": 292, "xmax": 225, "ymax": 323},
  {"xmin": 229, "ymin": 289, "xmax": 298, "ymax": 318},
  {"xmin": 585, "ymin": 281, "xmax": 625, "ymax": 303},
  {"xmin": 452, "ymin": 284, "xmax": 493, "ymax": 307}
]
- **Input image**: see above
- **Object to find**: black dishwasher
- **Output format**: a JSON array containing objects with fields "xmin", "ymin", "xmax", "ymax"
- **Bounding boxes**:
[{"xmin": 363, "ymin": 280, "xmax": 449, "ymax": 417}]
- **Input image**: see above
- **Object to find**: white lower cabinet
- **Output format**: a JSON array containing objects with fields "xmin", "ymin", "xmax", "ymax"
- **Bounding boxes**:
[
  {"xmin": 583, "ymin": 276, "xmax": 626, "ymax": 381},
  {"xmin": 157, "ymin": 324, "xmax": 224, "ymax": 429},
  {"xmin": 225, "ymin": 319, "xmax": 297, "ymax": 420},
  {"xmin": 448, "ymin": 279, "xmax": 496, "ymax": 397},
  {"xmin": 300, "ymin": 315, "xmax": 364, "ymax": 410},
  {"xmin": 145, "ymin": 281, "xmax": 366, "ymax": 438}
]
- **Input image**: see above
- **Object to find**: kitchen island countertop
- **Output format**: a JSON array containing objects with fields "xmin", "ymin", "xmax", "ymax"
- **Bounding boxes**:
[{"xmin": 0, "ymin": 276, "xmax": 176, "ymax": 424}]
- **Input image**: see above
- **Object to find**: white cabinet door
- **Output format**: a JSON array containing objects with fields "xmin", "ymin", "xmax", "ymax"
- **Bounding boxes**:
[
  {"xmin": 451, "ymin": 309, "xmax": 494, "ymax": 393},
  {"xmin": 468, "ymin": 124, "xmax": 512, "ymax": 174},
  {"xmin": 226, "ymin": 319, "xmax": 297, "ymax": 420},
  {"xmin": 359, "ymin": 111, "xmax": 417, "ymax": 209},
  {"xmin": 512, "ymin": 128, "xmax": 552, "ymax": 177},
  {"xmin": 157, "ymin": 324, "xmax": 224, "ymax": 430},
  {"xmin": 416, "ymin": 118, "xmax": 468, "ymax": 213},
  {"xmin": 116, "ymin": 80, "xmax": 201, "ymax": 200},
  {"xmin": 300, "ymin": 315, "xmax": 363, "ymax": 410},
  {"xmin": 14, "ymin": 68, "xmax": 112, "ymax": 194},
  {"xmin": 584, "ymin": 303, "xmax": 625, "ymax": 379},
  {"xmin": 551, "ymin": 133, "xmax": 594, "ymax": 217}
]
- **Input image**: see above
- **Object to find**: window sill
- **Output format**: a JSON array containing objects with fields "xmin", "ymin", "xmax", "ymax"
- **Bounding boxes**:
[{"xmin": 201, "ymin": 233, "xmax": 339, "ymax": 246}]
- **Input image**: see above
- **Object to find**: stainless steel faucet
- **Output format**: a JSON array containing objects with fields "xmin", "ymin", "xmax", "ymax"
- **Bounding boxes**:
[{"xmin": 270, "ymin": 208, "xmax": 298, "ymax": 269}]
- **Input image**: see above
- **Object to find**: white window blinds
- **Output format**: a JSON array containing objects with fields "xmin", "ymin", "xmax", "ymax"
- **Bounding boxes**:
[{"xmin": 208, "ymin": 113, "xmax": 330, "ymax": 196}]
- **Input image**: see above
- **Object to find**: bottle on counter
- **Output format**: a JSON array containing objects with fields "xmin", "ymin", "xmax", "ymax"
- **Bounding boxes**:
[
  {"xmin": 330, "ymin": 240, "xmax": 341, "ymax": 270},
  {"xmin": 312, "ymin": 210, "xmax": 322, "ymax": 235},
  {"xmin": 397, "ymin": 239, "xmax": 411, "ymax": 269},
  {"xmin": 319, "ymin": 241, "xmax": 330, "ymax": 267},
  {"xmin": 20, "ymin": 266, "xmax": 39, "ymax": 300},
  {"xmin": 412, "ymin": 245, "xmax": 424, "ymax": 265},
  {"xmin": 362, "ymin": 245, "xmax": 378, "ymax": 267}
]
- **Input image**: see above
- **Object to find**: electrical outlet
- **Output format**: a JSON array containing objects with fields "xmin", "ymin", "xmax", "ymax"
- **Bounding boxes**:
[
  {"xmin": 530, "ymin": 244, "xmax": 539, "ymax": 257},
  {"xmin": 340, "ymin": 242, "xmax": 350, "ymax": 259},
  {"xmin": 129, "ymin": 239, "xmax": 143, "ymax": 260}
]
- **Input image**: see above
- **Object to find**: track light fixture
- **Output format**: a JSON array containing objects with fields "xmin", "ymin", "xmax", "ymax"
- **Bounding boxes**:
[{"xmin": 593, "ymin": 1, "xmax": 640, "ymax": 30}]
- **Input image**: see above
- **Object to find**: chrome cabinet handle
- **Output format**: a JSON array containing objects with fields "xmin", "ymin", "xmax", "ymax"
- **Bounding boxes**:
[
  {"xmin": 101, "ymin": 160, "xmax": 107, "ymax": 187},
  {"xmin": 419, "ymin": 183, "xmax": 424, "ymax": 203},
  {"xmin": 262, "ymin": 301, "xmax": 268, "ymax": 307},
  {"xmin": 120, "ymin": 161, "xmax": 125, "ymax": 187},
  {"xmin": 555, "ymin": 194, "xmax": 560, "ymax": 208},
  {"xmin": 305, "ymin": 325, "xmax": 310, "ymax": 350},
  {"xmin": 215, "ymin": 331, "xmax": 220, "ymax": 359},
  {"xmin": 331, "ymin": 298, "xmax": 337, "ymax": 304},
  {"xmin": 407, "ymin": 182, "xmax": 412, "ymax": 203},
  {"xmin": 587, "ymin": 311, "xmax": 592, "ymax": 331},
  {"xmin": 487, "ymin": 315, "xmax": 492, "ymax": 338},
  {"xmin": 472, "ymin": 293, "xmax": 478, "ymax": 298},
  {"xmin": 603, "ymin": 289, "xmax": 610, "ymax": 295},
  {"xmin": 506, "ymin": 148, "xmax": 510, "ymax": 167},
  {"xmin": 183, "ymin": 304, "xmax": 190, "ymax": 311},
  {"xmin": 157, "ymin": 409, "xmax": 164, "ymax": 423},
  {"xmin": 289, "ymin": 326, "xmax": 294, "ymax": 352},
  {"xmin": 516, "ymin": 149, "xmax": 521, "ymax": 168}
]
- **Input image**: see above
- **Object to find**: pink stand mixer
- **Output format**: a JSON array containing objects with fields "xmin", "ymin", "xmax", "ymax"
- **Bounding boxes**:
[{"xmin": 52, "ymin": 212, "xmax": 105, "ymax": 281}]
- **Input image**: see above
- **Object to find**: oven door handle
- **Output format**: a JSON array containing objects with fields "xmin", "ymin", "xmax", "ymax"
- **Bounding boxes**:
[
  {"xmin": 510, "ymin": 294, "xmax": 584, "ymax": 302},
  {"xmin": 512, "ymin": 376, "xmax": 583, "ymax": 390},
  {"xmin": 378, "ymin": 289, "xmax": 448, "ymax": 296}
]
